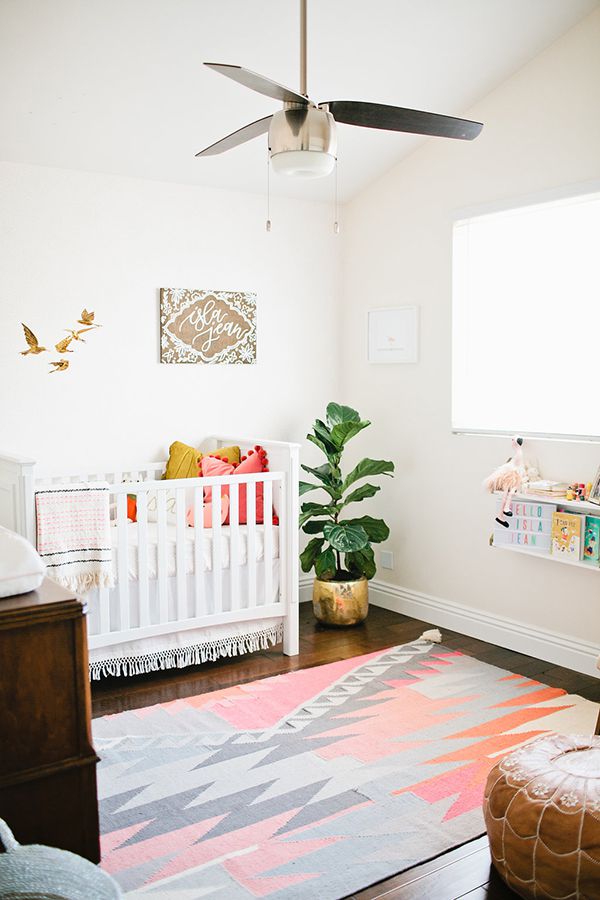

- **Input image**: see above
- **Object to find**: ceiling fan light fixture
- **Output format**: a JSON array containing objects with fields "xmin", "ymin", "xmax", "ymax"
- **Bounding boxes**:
[
  {"xmin": 195, "ymin": 1, "xmax": 483, "ymax": 170},
  {"xmin": 268, "ymin": 107, "xmax": 337, "ymax": 178},
  {"xmin": 270, "ymin": 149, "xmax": 335, "ymax": 178}
]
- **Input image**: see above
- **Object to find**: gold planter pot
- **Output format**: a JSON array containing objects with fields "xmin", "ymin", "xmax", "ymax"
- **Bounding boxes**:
[{"xmin": 312, "ymin": 576, "xmax": 368, "ymax": 627}]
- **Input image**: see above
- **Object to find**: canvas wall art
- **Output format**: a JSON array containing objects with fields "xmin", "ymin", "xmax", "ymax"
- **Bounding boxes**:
[{"xmin": 160, "ymin": 288, "xmax": 256, "ymax": 364}]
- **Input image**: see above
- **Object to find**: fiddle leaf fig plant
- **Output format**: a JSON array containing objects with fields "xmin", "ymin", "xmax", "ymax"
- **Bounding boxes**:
[{"xmin": 299, "ymin": 402, "xmax": 394, "ymax": 581}]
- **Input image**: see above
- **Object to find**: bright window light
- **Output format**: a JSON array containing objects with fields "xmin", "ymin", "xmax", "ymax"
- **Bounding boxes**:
[{"xmin": 452, "ymin": 187, "xmax": 600, "ymax": 440}]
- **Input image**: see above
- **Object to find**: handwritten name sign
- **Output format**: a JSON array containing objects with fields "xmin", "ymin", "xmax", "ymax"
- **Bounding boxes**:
[{"xmin": 160, "ymin": 288, "xmax": 256, "ymax": 364}]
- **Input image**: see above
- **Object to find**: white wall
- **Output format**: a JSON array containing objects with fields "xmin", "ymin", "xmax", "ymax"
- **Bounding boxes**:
[
  {"xmin": 0, "ymin": 163, "xmax": 340, "ymax": 469},
  {"xmin": 340, "ymin": 10, "xmax": 600, "ymax": 655}
]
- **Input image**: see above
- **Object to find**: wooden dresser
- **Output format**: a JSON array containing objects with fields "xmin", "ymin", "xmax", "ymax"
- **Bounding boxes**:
[{"xmin": 0, "ymin": 579, "xmax": 100, "ymax": 862}]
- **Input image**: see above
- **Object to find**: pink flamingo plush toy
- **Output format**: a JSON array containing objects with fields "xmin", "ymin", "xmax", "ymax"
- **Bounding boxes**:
[{"xmin": 483, "ymin": 436, "xmax": 525, "ymax": 528}]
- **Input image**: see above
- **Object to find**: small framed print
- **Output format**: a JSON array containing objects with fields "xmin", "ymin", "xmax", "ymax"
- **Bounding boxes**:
[
  {"xmin": 589, "ymin": 466, "xmax": 600, "ymax": 505},
  {"xmin": 368, "ymin": 306, "xmax": 418, "ymax": 364}
]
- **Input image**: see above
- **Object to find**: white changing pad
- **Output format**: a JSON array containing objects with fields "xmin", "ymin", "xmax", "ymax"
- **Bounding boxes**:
[{"xmin": 111, "ymin": 523, "xmax": 280, "ymax": 580}]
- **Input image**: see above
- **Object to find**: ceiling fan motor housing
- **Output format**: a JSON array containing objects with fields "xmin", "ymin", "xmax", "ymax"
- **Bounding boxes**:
[{"xmin": 269, "ymin": 106, "xmax": 337, "ymax": 178}]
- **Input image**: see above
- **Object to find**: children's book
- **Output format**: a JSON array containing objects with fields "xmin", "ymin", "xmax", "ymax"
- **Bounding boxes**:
[
  {"xmin": 583, "ymin": 516, "xmax": 600, "ymax": 565},
  {"xmin": 551, "ymin": 512, "xmax": 584, "ymax": 560}
]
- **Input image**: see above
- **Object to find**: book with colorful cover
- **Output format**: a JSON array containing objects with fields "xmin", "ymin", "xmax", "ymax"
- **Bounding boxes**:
[
  {"xmin": 551, "ymin": 512, "xmax": 584, "ymax": 560},
  {"xmin": 583, "ymin": 516, "xmax": 600, "ymax": 565}
]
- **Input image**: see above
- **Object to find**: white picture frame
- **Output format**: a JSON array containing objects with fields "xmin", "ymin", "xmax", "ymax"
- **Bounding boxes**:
[{"xmin": 367, "ymin": 306, "xmax": 419, "ymax": 364}]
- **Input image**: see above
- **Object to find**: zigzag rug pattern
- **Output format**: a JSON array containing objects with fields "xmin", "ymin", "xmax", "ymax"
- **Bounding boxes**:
[{"xmin": 94, "ymin": 640, "xmax": 597, "ymax": 898}]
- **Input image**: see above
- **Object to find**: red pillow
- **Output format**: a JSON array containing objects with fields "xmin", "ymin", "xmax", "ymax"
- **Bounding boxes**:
[{"xmin": 232, "ymin": 447, "xmax": 269, "ymax": 525}]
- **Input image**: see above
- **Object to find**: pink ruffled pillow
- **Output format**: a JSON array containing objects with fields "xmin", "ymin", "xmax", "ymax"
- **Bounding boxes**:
[
  {"xmin": 186, "ymin": 494, "xmax": 230, "ymax": 528},
  {"xmin": 200, "ymin": 455, "xmax": 234, "ymax": 504}
]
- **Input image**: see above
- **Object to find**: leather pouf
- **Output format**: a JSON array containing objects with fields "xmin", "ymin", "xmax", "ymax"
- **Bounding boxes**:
[{"xmin": 484, "ymin": 734, "xmax": 600, "ymax": 899}]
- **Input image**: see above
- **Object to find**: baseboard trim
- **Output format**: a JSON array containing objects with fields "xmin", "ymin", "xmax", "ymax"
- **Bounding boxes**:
[
  {"xmin": 299, "ymin": 575, "xmax": 312, "ymax": 604},
  {"xmin": 369, "ymin": 579, "xmax": 600, "ymax": 678},
  {"xmin": 298, "ymin": 573, "xmax": 598, "ymax": 676}
]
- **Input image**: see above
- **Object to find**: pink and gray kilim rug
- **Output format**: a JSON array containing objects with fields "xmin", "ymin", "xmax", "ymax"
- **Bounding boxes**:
[{"xmin": 94, "ymin": 638, "xmax": 597, "ymax": 899}]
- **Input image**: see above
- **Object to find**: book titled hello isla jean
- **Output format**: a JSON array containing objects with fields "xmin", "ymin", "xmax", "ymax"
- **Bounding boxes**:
[{"xmin": 493, "ymin": 500, "xmax": 554, "ymax": 551}]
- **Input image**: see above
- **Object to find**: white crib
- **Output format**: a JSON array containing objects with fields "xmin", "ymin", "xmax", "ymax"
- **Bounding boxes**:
[{"xmin": 0, "ymin": 436, "xmax": 300, "ymax": 677}]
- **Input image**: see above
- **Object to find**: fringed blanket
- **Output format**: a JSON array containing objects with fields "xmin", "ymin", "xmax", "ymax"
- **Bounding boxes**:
[{"xmin": 35, "ymin": 483, "xmax": 113, "ymax": 593}]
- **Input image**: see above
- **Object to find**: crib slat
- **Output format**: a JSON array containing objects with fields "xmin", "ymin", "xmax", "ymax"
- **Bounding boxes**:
[
  {"xmin": 247, "ymin": 481, "xmax": 257, "ymax": 609},
  {"xmin": 176, "ymin": 487, "xmax": 187, "ymax": 620},
  {"xmin": 263, "ymin": 480, "xmax": 273, "ymax": 606},
  {"xmin": 98, "ymin": 586, "xmax": 110, "ymax": 634},
  {"xmin": 193, "ymin": 486, "xmax": 205, "ymax": 616},
  {"xmin": 279, "ymin": 476, "xmax": 287, "ymax": 606},
  {"xmin": 212, "ymin": 488, "xmax": 222, "ymax": 615},
  {"xmin": 136, "ymin": 491, "xmax": 150, "ymax": 626},
  {"xmin": 157, "ymin": 489, "xmax": 168, "ymax": 623},
  {"xmin": 230, "ymin": 482, "xmax": 240, "ymax": 611},
  {"xmin": 116, "ymin": 492, "xmax": 130, "ymax": 631}
]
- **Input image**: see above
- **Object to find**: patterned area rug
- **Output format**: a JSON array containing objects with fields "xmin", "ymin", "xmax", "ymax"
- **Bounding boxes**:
[{"xmin": 94, "ymin": 639, "xmax": 597, "ymax": 899}]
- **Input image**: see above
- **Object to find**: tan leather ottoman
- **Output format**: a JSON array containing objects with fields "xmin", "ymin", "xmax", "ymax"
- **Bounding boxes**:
[{"xmin": 483, "ymin": 734, "xmax": 600, "ymax": 899}]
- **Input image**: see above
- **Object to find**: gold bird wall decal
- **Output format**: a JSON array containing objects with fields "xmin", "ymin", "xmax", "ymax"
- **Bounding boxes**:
[
  {"xmin": 78, "ymin": 309, "xmax": 101, "ymax": 327},
  {"xmin": 20, "ymin": 323, "xmax": 47, "ymax": 355},
  {"xmin": 49, "ymin": 359, "xmax": 69, "ymax": 373},
  {"xmin": 65, "ymin": 327, "xmax": 94, "ymax": 342},
  {"xmin": 55, "ymin": 335, "xmax": 74, "ymax": 353}
]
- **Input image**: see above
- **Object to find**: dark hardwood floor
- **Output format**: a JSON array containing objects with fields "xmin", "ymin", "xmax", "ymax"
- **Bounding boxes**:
[{"xmin": 91, "ymin": 605, "xmax": 600, "ymax": 900}]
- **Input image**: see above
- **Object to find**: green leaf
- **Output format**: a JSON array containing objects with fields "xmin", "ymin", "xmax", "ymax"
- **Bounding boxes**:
[
  {"xmin": 301, "ymin": 500, "xmax": 338, "ymax": 515},
  {"xmin": 300, "ymin": 538, "xmax": 325, "ymax": 572},
  {"xmin": 326, "ymin": 402, "xmax": 361, "ymax": 427},
  {"xmin": 302, "ymin": 519, "xmax": 330, "ymax": 535},
  {"xmin": 342, "ymin": 483, "xmax": 380, "ymax": 506},
  {"xmin": 329, "ymin": 419, "xmax": 370, "ymax": 449},
  {"xmin": 301, "ymin": 462, "xmax": 334, "ymax": 483},
  {"xmin": 306, "ymin": 434, "xmax": 329, "ymax": 457},
  {"xmin": 300, "ymin": 463, "xmax": 342, "ymax": 500},
  {"xmin": 343, "ymin": 458, "xmax": 395, "ymax": 491},
  {"xmin": 299, "ymin": 501, "xmax": 340, "ymax": 527},
  {"xmin": 323, "ymin": 522, "xmax": 369, "ymax": 552},
  {"xmin": 345, "ymin": 546, "xmax": 377, "ymax": 580},
  {"xmin": 315, "ymin": 547, "xmax": 337, "ymax": 580},
  {"xmin": 343, "ymin": 515, "xmax": 390, "ymax": 543},
  {"xmin": 299, "ymin": 480, "xmax": 321, "ymax": 496},
  {"xmin": 313, "ymin": 420, "xmax": 338, "ymax": 454}
]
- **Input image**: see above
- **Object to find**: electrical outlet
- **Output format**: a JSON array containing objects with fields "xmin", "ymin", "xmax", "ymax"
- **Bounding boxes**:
[{"xmin": 380, "ymin": 550, "xmax": 394, "ymax": 570}]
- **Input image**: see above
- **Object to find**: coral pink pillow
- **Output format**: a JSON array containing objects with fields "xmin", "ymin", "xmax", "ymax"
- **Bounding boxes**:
[
  {"xmin": 186, "ymin": 495, "xmax": 230, "ymax": 528},
  {"xmin": 233, "ymin": 448, "xmax": 269, "ymax": 525},
  {"xmin": 200, "ymin": 455, "xmax": 234, "ymax": 504}
]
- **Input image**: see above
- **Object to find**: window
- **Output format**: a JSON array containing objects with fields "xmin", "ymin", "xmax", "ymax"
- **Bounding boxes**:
[{"xmin": 452, "ymin": 187, "xmax": 600, "ymax": 440}]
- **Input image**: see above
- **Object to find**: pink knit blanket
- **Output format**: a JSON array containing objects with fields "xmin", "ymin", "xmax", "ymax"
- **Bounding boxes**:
[{"xmin": 35, "ymin": 483, "xmax": 113, "ymax": 592}]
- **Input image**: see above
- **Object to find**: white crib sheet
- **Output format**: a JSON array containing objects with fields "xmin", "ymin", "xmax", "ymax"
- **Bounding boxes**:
[{"xmin": 111, "ymin": 522, "xmax": 280, "ymax": 580}]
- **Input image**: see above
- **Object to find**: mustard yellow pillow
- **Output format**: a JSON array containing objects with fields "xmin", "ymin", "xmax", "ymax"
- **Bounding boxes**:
[
  {"xmin": 205, "ymin": 445, "xmax": 241, "ymax": 466},
  {"xmin": 164, "ymin": 441, "xmax": 201, "ymax": 480},
  {"xmin": 164, "ymin": 442, "xmax": 241, "ymax": 479}
]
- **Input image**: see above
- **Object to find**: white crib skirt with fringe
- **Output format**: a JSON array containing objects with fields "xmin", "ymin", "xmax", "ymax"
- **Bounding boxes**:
[{"xmin": 87, "ymin": 560, "xmax": 282, "ymax": 679}]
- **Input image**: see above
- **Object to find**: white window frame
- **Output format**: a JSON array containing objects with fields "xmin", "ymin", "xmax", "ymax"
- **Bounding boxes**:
[{"xmin": 452, "ymin": 179, "xmax": 600, "ymax": 443}]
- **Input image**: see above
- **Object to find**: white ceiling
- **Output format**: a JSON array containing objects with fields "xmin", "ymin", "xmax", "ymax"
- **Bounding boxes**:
[{"xmin": 0, "ymin": 0, "xmax": 598, "ymax": 202}]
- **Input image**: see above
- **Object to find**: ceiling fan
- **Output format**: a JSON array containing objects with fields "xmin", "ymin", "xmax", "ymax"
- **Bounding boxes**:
[{"xmin": 196, "ymin": 0, "xmax": 483, "ymax": 179}]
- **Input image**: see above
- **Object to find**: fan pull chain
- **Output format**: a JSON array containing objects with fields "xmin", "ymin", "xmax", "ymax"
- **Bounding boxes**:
[
  {"xmin": 266, "ymin": 153, "xmax": 272, "ymax": 232},
  {"xmin": 333, "ymin": 157, "xmax": 340, "ymax": 234}
]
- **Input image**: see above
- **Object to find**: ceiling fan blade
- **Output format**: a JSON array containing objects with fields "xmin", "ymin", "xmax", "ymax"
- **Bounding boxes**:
[
  {"xmin": 323, "ymin": 100, "xmax": 483, "ymax": 141},
  {"xmin": 204, "ymin": 63, "xmax": 308, "ymax": 105},
  {"xmin": 195, "ymin": 115, "xmax": 273, "ymax": 157}
]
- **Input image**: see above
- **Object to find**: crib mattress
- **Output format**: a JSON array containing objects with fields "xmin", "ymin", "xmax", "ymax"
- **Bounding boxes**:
[{"xmin": 111, "ymin": 522, "xmax": 280, "ymax": 580}]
